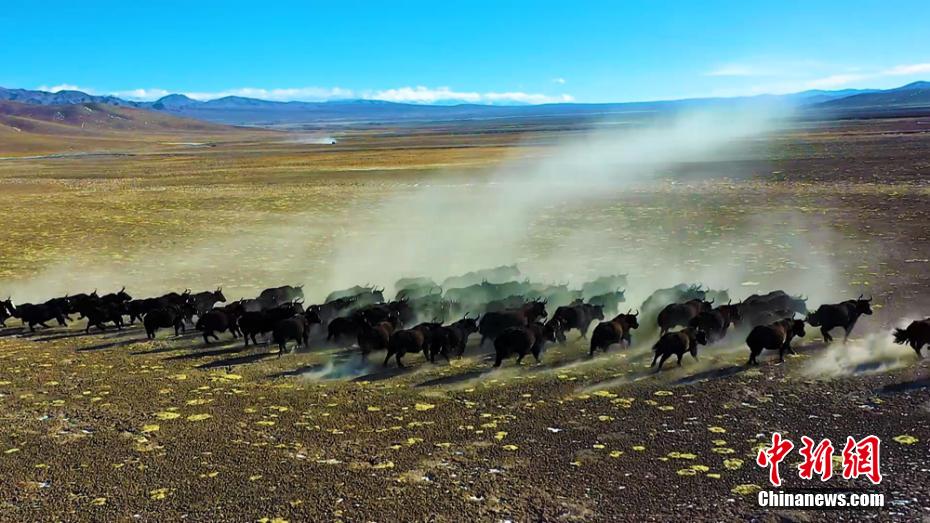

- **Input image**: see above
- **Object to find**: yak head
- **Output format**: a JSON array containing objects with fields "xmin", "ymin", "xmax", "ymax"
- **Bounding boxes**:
[
  {"xmin": 856, "ymin": 294, "xmax": 874, "ymax": 316},
  {"xmin": 790, "ymin": 319, "xmax": 807, "ymax": 338},
  {"xmin": 214, "ymin": 287, "xmax": 227, "ymax": 303},
  {"xmin": 115, "ymin": 286, "xmax": 132, "ymax": 302},
  {"xmin": 617, "ymin": 309, "xmax": 640, "ymax": 330},
  {"xmin": 525, "ymin": 300, "xmax": 548, "ymax": 320}
]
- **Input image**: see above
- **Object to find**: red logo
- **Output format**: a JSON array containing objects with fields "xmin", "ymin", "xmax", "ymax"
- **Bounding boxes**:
[
  {"xmin": 756, "ymin": 432, "xmax": 795, "ymax": 486},
  {"xmin": 757, "ymin": 433, "xmax": 882, "ymax": 486},
  {"xmin": 841, "ymin": 435, "xmax": 882, "ymax": 485}
]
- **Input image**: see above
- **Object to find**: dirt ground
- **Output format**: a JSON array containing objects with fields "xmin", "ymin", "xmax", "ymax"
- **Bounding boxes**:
[{"xmin": 0, "ymin": 116, "xmax": 929, "ymax": 522}]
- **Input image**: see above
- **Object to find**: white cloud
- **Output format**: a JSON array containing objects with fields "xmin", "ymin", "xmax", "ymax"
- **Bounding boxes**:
[
  {"xmin": 110, "ymin": 88, "xmax": 172, "ymax": 100},
  {"xmin": 552, "ymin": 77, "xmax": 566, "ymax": 85},
  {"xmin": 705, "ymin": 65, "xmax": 770, "ymax": 77},
  {"xmin": 37, "ymin": 84, "xmax": 96, "ymax": 93},
  {"xmin": 32, "ymin": 84, "xmax": 574, "ymax": 105},
  {"xmin": 182, "ymin": 86, "xmax": 356, "ymax": 102},
  {"xmin": 881, "ymin": 63, "xmax": 930, "ymax": 76},
  {"xmin": 367, "ymin": 86, "xmax": 573, "ymax": 104},
  {"xmin": 804, "ymin": 62, "xmax": 930, "ymax": 89}
]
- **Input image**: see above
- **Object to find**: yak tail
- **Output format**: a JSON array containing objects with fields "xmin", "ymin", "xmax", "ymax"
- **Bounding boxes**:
[{"xmin": 893, "ymin": 328, "xmax": 909, "ymax": 345}]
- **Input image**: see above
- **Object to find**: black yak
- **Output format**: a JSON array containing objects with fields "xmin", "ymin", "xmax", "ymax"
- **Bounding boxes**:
[
  {"xmin": 383, "ymin": 322, "xmax": 440, "ymax": 367},
  {"xmin": 589, "ymin": 311, "xmax": 640, "ymax": 355},
  {"xmin": 745, "ymin": 318, "xmax": 806, "ymax": 365},
  {"xmin": 357, "ymin": 320, "xmax": 395, "ymax": 355},
  {"xmin": 13, "ymin": 300, "xmax": 68, "ymax": 332},
  {"xmin": 492, "ymin": 321, "xmax": 558, "ymax": 367},
  {"xmin": 191, "ymin": 288, "xmax": 227, "ymax": 317},
  {"xmin": 806, "ymin": 295, "xmax": 873, "ymax": 343},
  {"xmin": 651, "ymin": 328, "xmax": 708, "ymax": 371},
  {"xmin": 76, "ymin": 298, "xmax": 126, "ymax": 333},
  {"xmin": 893, "ymin": 319, "xmax": 930, "ymax": 356},
  {"xmin": 327, "ymin": 316, "xmax": 363, "ymax": 345},
  {"xmin": 143, "ymin": 305, "xmax": 189, "ymax": 339},
  {"xmin": 258, "ymin": 284, "xmax": 304, "ymax": 309},
  {"xmin": 739, "ymin": 290, "xmax": 808, "ymax": 327},
  {"xmin": 478, "ymin": 300, "xmax": 548, "ymax": 346},
  {"xmin": 272, "ymin": 315, "xmax": 315, "ymax": 356},
  {"xmin": 551, "ymin": 303, "xmax": 604, "ymax": 342},
  {"xmin": 657, "ymin": 299, "xmax": 714, "ymax": 335},
  {"xmin": 430, "ymin": 316, "xmax": 479, "ymax": 361},
  {"xmin": 195, "ymin": 304, "xmax": 243, "ymax": 345},
  {"xmin": 0, "ymin": 298, "xmax": 14, "ymax": 327},
  {"xmin": 238, "ymin": 302, "xmax": 303, "ymax": 346},
  {"xmin": 689, "ymin": 301, "xmax": 742, "ymax": 342}
]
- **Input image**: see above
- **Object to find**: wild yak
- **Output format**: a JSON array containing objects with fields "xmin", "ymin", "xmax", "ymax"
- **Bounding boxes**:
[
  {"xmin": 589, "ymin": 311, "xmax": 640, "ymax": 355},
  {"xmin": 195, "ymin": 303, "xmax": 244, "ymax": 344},
  {"xmin": 651, "ymin": 328, "xmax": 708, "ymax": 371},
  {"xmin": 441, "ymin": 265, "xmax": 521, "ymax": 289},
  {"xmin": 357, "ymin": 320, "xmax": 395, "ymax": 355},
  {"xmin": 325, "ymin": 286, "xmax": 383, "ymax": 306},
  {"xmin": 492, "ymin": 321, "xmax": 558, "ymax": 368},
  {"xmin": 585, "ymin": 290, "xmax": 626, "ymax": 315},
  {"xmin": 13, "ymin": 300, "xmax": 68, "ymax": 332},
  {"xmin": 99, "ymin": 287, "xmax": 132, "ymax": 306},
  {"xmin": 739, "ymin": 290, "xmax": 808, "ymax": 327},
  {"xmin": 430, "ymin": 316, "xmax": 479, "ymax": 361},
  {"xmin": 327, "ymin": 316, "xmax": 363, "ymax": 344},
  {"xmin": 354, "ymin": 300, "xmax": 413, "ymax": 328},
  {"xmin": 143, "ymin": 305, "xmax": 190, "ymax": 339},
  {"xmin": 657, "ymin": 299, "xmax": 714, "ymax": 335},
  {"xmin": 191, "ymin": 288, "xmax": 227, "ymax": 317},
  {"xmin": 551, "ymin": 303, "xmax": 604, "ymax": 342},
  {"xmin": 0, "ymin": 298, "xmax": 14, "ymax": 327},
  {"xmin": 258, "ymin": 285, "xmax": 304, "ymax": 309},
  {"xmin": 689, "ymin": 301, "xmax": 742, "ymax": 342},
  {"xmin": 745, "ymin": 318, "xmax": 806, "ymax": 365},
  {"xmin": 806, "ymin": 295, "xmax": 873, "ymax": 343},
  {"xmin": 272, "ymin": 314, "xmax": 318, "ymax": 356},
  {"xmin": 309, "ymin": 296, "xmax": 356, "ymax": 327},
  {"xmin": 383, "ymin": 322, "xmax": 440, "ymax": 367},
  {"xmin": 581, "ymin": 275, "xmax": 629, "ymax": 299},
  {"xmin": 893, "ymin": 319, "xmax": 930, "ymax": 356},
  {"xmin": 484, "ymin": 295, "xmax": 527, "ymax": 313},
  {"xmin": 478, "ymin": 300, "xmax": 548, "ymax": 346},
  {"xmin": 238, "ymin": 302, "xmax": 303, "ymax": 346},
  {"xmin": 76, "ymin": 298, "xmax": 126, "ymax": 333}
]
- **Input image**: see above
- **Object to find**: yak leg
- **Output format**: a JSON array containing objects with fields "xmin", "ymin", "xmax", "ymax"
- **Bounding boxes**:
[
  {"xmin": 676, "ymin": 353, "xmax": 684, "ymax": 366},
  {"xmin": 383, "ymin": 350, "xmax": 394, "ymax": 367},
  {"xmin": 656, "ymin": 352, "xmax": 671, "ymax": 370},
  {"xmin": 516, "ymin": 351, "xmax": 526, "ymax": 364},
  {"xmin": 843, "ymin": 319, "xmax": 858, "ymax": 343},
  {"xmin": 820, "ymin": 326, "xmax": 833, "ymax": 343},
  {"xmin": 493, "ymin": 354, "xmax": 504, "ymax": 368},
  {"xmin": 650, "ymin": 351, "xmax": 660, "ymax": 367},
  {"xmin": 396, "ymin": 352, "xmax": 405, "ymax": 368}
]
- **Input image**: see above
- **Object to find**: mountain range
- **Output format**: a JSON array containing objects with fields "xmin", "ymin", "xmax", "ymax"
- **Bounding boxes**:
[{"xmin": 1, "ymin": 81, "xmax": 929, "ymax": 127}]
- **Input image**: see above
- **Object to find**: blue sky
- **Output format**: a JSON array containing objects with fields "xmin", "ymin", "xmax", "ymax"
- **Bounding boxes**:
[{"xmin": 2, "ymin": 0, "xmax": 929, "ymax": 104}]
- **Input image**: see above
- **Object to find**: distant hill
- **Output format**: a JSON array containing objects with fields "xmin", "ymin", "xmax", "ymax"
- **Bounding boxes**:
[
  {"xmin": 816, "ymin": 81, "xmax": 930, "ymax": 110},
  {"xmin": 0, "ymin": 100, "xmax": 226, "ymax": 134},
  {"xmin": 1, "ymin": 81, "xmax": 928, "ymax": 126},
  {"xmin": 0, "ymin": 99, "xmax": 259, "ymax": 157}
]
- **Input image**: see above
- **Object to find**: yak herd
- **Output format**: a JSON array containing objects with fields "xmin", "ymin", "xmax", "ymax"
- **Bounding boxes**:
[{"xmin": 1, "ymin": 265, "xmax": 929, "ymax": 371}]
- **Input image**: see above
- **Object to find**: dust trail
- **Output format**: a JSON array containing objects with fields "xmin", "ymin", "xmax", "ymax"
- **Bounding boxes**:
[
  {"xmin": 800, "ymin": 331, "xmax": 916, "ymax": 378},
  {"xmin": 324, "ymin": 108, "xmax": 786, "ymax": 290}
]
